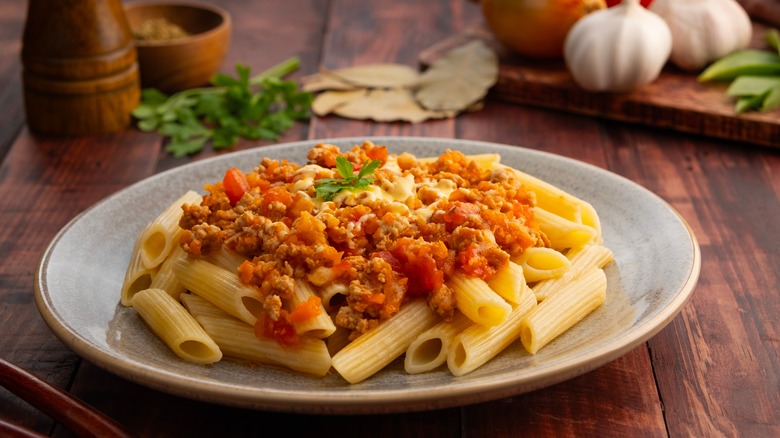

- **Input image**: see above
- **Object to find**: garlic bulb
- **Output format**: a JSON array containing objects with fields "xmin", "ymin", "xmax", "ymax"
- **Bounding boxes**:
[
  {"xmin": 650, "ymin": 0, "xmax": 752, "ymax": 72},
  {"xmin": 564, "ymin": 0, "xmax": 672, "ymax": 92}
]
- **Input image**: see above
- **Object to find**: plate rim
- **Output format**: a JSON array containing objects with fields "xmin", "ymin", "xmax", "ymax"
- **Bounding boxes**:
[{"xmin": 34, "ymin": 136, "xmax": 701, "ymax": 414}]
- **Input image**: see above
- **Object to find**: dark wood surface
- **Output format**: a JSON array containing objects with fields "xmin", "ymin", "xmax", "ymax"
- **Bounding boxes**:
[{"xmin": 1, "ymin": 1, "xmax": 778, "ymax": 437}]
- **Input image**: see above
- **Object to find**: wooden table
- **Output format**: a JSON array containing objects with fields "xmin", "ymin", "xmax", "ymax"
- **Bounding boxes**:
[{"xmin": 2, "ymin": 1, "xmax": 778, "ymax": 436}]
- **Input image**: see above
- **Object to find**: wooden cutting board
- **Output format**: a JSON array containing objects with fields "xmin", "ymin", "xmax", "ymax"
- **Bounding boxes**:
[{"xmin": 418, "ymin": 22, "xmax": 780, "ymax": 149}]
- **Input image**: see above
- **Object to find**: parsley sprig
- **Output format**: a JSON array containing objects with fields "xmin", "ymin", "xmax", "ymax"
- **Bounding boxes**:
[
  {"xmin": 132, "ymin": 57, "xmax": 313, "ymax": 157},
  {"xmin": 314, "ymin": 156, "xmax": 382, "ymax": 201}
]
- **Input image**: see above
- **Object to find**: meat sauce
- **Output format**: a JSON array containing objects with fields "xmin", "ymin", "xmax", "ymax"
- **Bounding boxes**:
[{"xmin": 178, "ymin": 141, "xmax": 547, "ymax": 343}]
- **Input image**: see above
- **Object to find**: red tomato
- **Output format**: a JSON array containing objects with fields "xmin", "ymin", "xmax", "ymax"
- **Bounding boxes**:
[
  {"xmin": 223, "ymin": 167, "xmax": 250, "ymax": 205},
  {"xmin": 255, "ymin": 312, "xmax": 299, "ymax": 347},
  {"xmin": 606, "ymin": 0, "xmax": 653, "ymax": 6}
]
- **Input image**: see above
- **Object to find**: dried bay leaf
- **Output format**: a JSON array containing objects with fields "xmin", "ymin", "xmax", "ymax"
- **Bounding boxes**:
[
  {"xmin": 332, "ymin": 89, "xmax": 453, "ymax": 123},
  {"xmin": 301, "ymin": 73, "xmax": 358, "ymax": 92},
  {"xmin": 414, "ymin": 40, "xmax": 498, "ymax": 112},
  {"xmin": 322, "ymin": 64, "xmax": 420, "ymax": 89},
  {"xmin": 312, "ymin": 89, "xmax": 368, "ymax": 116}
]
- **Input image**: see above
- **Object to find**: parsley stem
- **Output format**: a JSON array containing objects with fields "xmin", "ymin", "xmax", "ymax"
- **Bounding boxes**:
[
  {"xmin": 249, "ymin": 57, "xmax": 302, "ymax": 86},
  {"xmin": 155, "ymin": 57, "xmax": 302, "ymax": 113}
]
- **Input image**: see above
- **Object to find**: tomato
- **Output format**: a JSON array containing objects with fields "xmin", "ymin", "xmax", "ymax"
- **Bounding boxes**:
[
  {"xmin": 481, "ymin": 0, "xmax": 606, "ymax": 58},
  {"xmin": 223, "ymin": 167, "xmax": 250, "ymax": 205},
  {"xmin": 255, "ymin": 312, "xmax": 299, "ymax": 347},
  {"xmin": 605, "ymin": 0, "xmax": 653, "ymax": 6}
]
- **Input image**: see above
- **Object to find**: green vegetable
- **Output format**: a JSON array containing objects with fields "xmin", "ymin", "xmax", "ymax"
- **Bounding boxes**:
[
  {"xmin": 314, "ymin": 156, "xmax": 382, "ymax": 201},
  {"xmin": 698, "ymin": 49, "xmax": 780, "ymax": 82},
  {"xmin": 766, "ymin": 28, "xmax": 780, "ymax": 55},
  {"xmin": 726, "ymin": 76, "xmax": 780, "ymax": 97},
  {"xmin": 133, "ymin": 57, "xmax": 313, "ymax": 157},
  {"xmin": 698, "ymin": 28, "xmax": 780, "ymax": 115}
]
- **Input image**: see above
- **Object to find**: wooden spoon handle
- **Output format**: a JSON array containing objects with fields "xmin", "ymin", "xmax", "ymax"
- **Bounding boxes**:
[{"xmin": 0, "ymin": 358, "xmax": 135, "ymax": 438}]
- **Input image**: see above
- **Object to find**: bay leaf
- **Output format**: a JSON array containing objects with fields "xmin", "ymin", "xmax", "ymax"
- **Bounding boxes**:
[
  {"xmin": 414, "ymin": 40, "xmax": 498, "ymax": 112},
  {"xmin": 332, "ymin": 88, "xmax": 453, "ymax": 123},
  {"xmin": 301, "ymin": 73, "xmax": 358, "ymax": 92},
  {"xmin": 311, "ymin": 89, "xmax": 368, "ymax": 116},
  {"xmin": 322, "ymin": 64, "xmax": 420, "ymax": 88}
]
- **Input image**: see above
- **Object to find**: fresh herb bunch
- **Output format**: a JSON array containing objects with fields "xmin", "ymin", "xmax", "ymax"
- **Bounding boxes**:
[
  {"xmin": 132, "ymin": 57, "xmax": 313, "ymax": 157},
  {"xmin": 315, "ymin": 156, "xmax": 382, "ymax": 201}
]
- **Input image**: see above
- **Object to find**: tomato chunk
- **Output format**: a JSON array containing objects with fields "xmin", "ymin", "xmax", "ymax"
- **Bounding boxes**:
[{"xmin": 223, "ymin": 167, "xmax": 250, "ymax": 205}]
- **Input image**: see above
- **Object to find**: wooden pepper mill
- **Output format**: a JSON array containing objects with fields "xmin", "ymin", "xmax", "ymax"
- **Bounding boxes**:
[{"xmin": 21, "ymin": 0, "xmax": 140, "ymax": 135}]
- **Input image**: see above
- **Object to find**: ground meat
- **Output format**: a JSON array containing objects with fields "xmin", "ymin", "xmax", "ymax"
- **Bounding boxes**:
[{"xmin": 173, "ymin": 140, "xmax": 550, "ymax": 343}]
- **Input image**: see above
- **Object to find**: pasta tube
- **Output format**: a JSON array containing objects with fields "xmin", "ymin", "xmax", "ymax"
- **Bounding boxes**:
[
  {"xmin": 288, "ymin": 279, "xmax": 336, "ymax": 339},
  {"xmin": 449, "ymin": 273, "xmax": 512, "ymax": 327},
  {"xmin": 131, "ymin": 288, "xmax": 222, "ymax": 365},
  {"xmin": 534, "ymin": 207, "xmax": 599, "ymax": 250},
  {"xmin": 404, "ymin": 311, "xmax": 472, "ymax": 374},
  {"xmin": 172, "ymin": 257, "xmax": 264, "ymax": 326},
  {"xmin": 513, "ymin": 246, "xmax": 571, "ymax": 283},
  {"xmin": 331, "ymin": 300, "xmax": 439, "ymax": 384},
  {"xmin": 139, "ymin": 190, "xmax": 201, "ymax": 269},
  {"xmin": 499, "ymin": 164, "xmax": 601, "ymax": 235},
  {"xmin": 182, "ymin": 293, "xmax": 332, "ymax": 376},
  {"xmin": 486, "ymin": 261, "xmax": 527, "ymax": 304},
  {"xmin": 447, "ymin": 285, "xmax": 537, "ymax": 376},
  {"xmin": 120, "ymin": 237, "xmax": 157, "ymax": 306},
  {"xmin": 520, "ymin": 268, "xmax": 607, "ymax": 354},
  {"xmin": 149, "ymin": 245, "xmax": 188, "ymax": 301},
  {"xmin": 532, "ymin": 244, "xmax": 614, "ymax": 301}
]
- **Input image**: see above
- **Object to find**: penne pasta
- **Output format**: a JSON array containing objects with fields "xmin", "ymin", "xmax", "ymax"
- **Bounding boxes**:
[
  {"xmin": 486, "ymin": 261, "xmax": 527, "ymax": 304},
  {"xmin": 534, "ymin": 207, "xmax": 599, "ymax": 250},
  {"xmin": 172, "ymin": 256, "xmax": 264, "ymax": 326},
  {"xmin": 332, "ymin": 300, "xmax": 439, "ymax": 384},
  {"xmin": 139, "ymin": 190, "xmax": 201, "ymax": 269},
  {"xmin": 182, "ymin": 293, "xmax": 331, "ymax": 376},
  {"xmin": 288, "ymin": 279, "xmax": 336, "ymax": 339},
  {"xmin": 121, "ymin": 143, "xmax": 614, "ymax": 383},
  {"xmin": 449, "ymin": 272, "xmax": 512, "ymax": 327},
  {"xmin": 131, "ymin": 288, "xmax": 222, "ymax": 365},
  {"xmin": 202, "ymin": 246, "xmax": 248, "ymax": 272},
  {"xmin": 496, "ymin": 163, "xmax": 602, "ymax": 236},
  {"xmin": 120, "ymin": 236, "xmax": 157, "ymax": 306},
  {"xmin": 447, "ymin": 284, "xmax": 537, "ymax": 376},
  {"xmin": 404, "ymin": 311, "xmax": 472, "ymax": 374},
  {"xmin": 520, "ymin": 268, "xmax": 607, "ymax": 354},
  {"xmin": 532, "ymin": 244, "xmax": 614, "ymax": 301},
  {"xmin": 513, "ymin": 246, "xmax": 572, "ymax": 283},
  {"xmin": 149, "ymin": 245, "xmax": 188, "ymax": 301}
]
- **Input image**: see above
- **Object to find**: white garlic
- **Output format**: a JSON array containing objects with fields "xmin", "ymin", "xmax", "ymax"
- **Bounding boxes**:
[
  {"xmin": 563, "ymin": 0, "xmax": 672, "ymax": 92},
  {"xmin": 650, "ymin": 0, "xmax": 752, "ymax": 72}
]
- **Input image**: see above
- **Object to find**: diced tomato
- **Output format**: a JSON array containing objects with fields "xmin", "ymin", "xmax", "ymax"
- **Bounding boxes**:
[
  {"xmin": 255, "ymin": 311, "xmax": 299, "ymax": 347},
  {"xmin": 372, "ymin": 250, "xmax": 403, "ymax": 273},
  {"xmin": 223, "ymin": 167, "xmax": 250, "ymax": 206},
  {"xmin": 365, "ymin": 145, "xmax": 388, "ymax": 162},
  {"xmin": 238, "ymin": 260, "xmax": 254, "ymax": 284},
  {"xmin": 457, "ymin": 242, "xmax": 492, "ymax": 279},
  {"xmin": 288, "ymin": 296, "xmax": 323, "ymax": 324},
  {"xmin": 260, "ymin": 186, "xmax": 293, "ymax": 217},
  {"xmin": 443, "ymin": 202, "xmax": 481, "ymax": 227},
  {"xmin": 408, "ymin": 255, "xmax": 443, "ymax": 296}
]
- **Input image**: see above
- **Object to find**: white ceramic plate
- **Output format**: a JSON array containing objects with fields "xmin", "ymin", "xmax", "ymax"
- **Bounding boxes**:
[{"xmin": 35, "ymin": 137, "xmax": 700, "ymax": 414}]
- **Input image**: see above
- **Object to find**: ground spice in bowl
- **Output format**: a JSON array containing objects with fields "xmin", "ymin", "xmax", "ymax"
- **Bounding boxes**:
[{"xmin": 133, "ymin": 18, "xmax": 190, "ymax": 41}]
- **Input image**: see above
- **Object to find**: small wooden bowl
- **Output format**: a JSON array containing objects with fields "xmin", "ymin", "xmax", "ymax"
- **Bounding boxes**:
[{"xmin": 124, "ymin": 1, "xmax": 231, "ymax": 93}]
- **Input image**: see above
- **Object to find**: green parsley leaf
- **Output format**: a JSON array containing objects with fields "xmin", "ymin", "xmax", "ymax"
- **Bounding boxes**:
[
  {"xmin": 314, "ymin": 156, "xmax": 382, "ymax": 201},
  {"xmin": 132, "ymin": 57, "xmax": 312, "ymax": 156}
]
